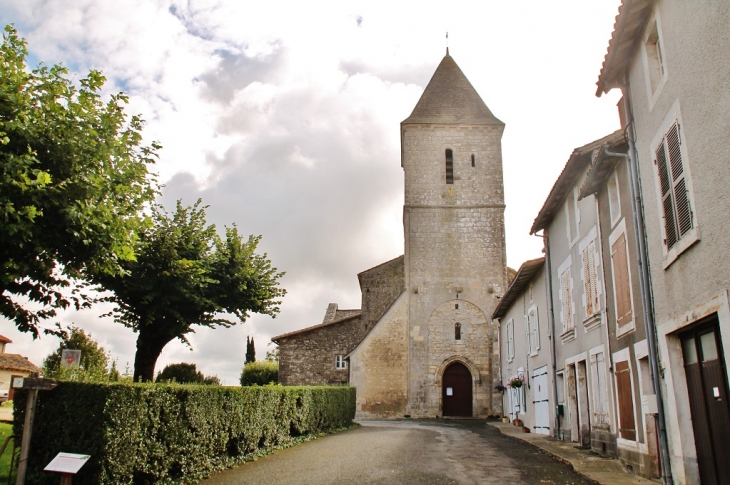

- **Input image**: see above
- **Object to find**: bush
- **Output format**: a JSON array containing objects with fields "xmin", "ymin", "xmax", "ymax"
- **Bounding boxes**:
[
  {"xmin": 14, "ymin": 382, "xmax": 355, "ymax": 484},
  {"xmin": 240, "ymin": 361, "xmax": 278, "ymax": 386},
  {"xmin": 155, "ymin": 363, "xmax": 219, "ymax": 385}
]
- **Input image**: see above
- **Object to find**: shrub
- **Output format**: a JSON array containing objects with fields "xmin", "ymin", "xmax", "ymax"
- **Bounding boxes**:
[
  {"xmin": 155, "ymin": 363, "xmax": 218, "ymax": 385},
  {"xmin": 240, "ymin": 361, "xmax": 278, "ymax": 386},
  {"xmin": 14, "ymin": 383, "xmax": 355, "ymax": 484}
]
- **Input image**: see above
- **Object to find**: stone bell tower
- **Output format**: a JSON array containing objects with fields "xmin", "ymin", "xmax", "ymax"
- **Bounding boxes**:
[{"xmin": 401, "ymin": 50, "xmax": 507, "ymax": 417}]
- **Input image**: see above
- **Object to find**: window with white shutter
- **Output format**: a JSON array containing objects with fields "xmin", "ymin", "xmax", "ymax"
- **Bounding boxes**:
[
  {"xmin": 582, "ymin": 241, "xmax": 599, "ymax": 318},
  {"xmin": 655, "ymin": 121, "xmax": 693, "ymax": 250},
  {"xmin": 528, "ymin": 307, "xmax": 539, "ymax": 354},
  {"xmin": 560, "ymin": 268, "xmax": 573, "ymax": 333},
  {"xmin": 590, "ymin": 352, "xmax": 610, "ymax": 427},
  {"xmin": 506, "ymin": 319, "xmax": 515, "ymax": 361},
  {"xmin": 524, "ymin": 316, "xmax": 531, "ymax": 355}
]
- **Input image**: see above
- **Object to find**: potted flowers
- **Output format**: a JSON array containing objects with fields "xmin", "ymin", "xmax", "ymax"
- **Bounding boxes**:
[{"xmin": 508, "ymin": 375, "xmax": 524, "ymax": 388}]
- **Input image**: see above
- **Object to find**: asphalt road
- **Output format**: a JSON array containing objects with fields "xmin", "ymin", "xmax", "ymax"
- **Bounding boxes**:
[{"xmin": 202, "ymin": 419, "xmax": 596, "ymax": 485}]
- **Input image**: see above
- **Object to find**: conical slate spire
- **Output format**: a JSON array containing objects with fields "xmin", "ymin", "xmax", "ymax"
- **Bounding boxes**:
[{"xmin": 402, "ymin": 54, "xmax": 502, "ymax": 125}]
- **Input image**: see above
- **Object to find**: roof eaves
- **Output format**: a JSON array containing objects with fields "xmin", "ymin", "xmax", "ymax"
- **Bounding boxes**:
[
  {"xmin": 596, "ymin": 0, "xmax": 656, "ymax": 96},
  {"xmin": 492, "ymin": 258, "xmax": 546, "ymax": 320},
  {"xmin": 578, "ymin": 142, "xmax": 630, "ymax": 200},
  {"xmin": 271, "ymin": 312, "xmax": 362, "ymax": 342},
  {"xmin": 530, "ymin": 129, "xmax": 625, "ymax": 234}
]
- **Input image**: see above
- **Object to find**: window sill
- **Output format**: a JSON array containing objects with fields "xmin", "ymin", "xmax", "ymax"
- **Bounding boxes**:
[
  {"xmin": 617, "ymin": 321, "xmax": 636, "ymax": 338},
  {"xmin": 529, "ymin": 350, "xmax": 540, "ymax": 358},
  {"xmin": 560, "ymin": 328, "xmax": 576, "ymax": 344},
  {"xmin": 662, "ymin": 226, "xmax": 700, "ymax": 270},
  {"xmin": 583, "ymin": 313, "xmax": 602, "ymax": 332}
]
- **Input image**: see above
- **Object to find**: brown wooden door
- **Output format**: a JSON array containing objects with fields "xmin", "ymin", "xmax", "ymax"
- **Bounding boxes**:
[
  {"xmin": 614, "ymin": 360, "xmax": 636, "ymax": 441},
  {"xmin": 442, "ymin": 362, "xmax": 472, "ymax": 417},
  {"xmin": 681, "ymin": 317, "xmax": 730, "ymax": 485}
]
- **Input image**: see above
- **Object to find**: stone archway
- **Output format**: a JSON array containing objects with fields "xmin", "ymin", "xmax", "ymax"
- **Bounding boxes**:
[{"xmin": 442, "ymin": 362, "xmax": 473, "ymax": 416}]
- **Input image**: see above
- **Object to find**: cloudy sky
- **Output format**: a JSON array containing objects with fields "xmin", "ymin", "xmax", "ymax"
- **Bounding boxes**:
[{"xmin": 1, "ymin": 0, "xmax": 623, "ymax": 385}]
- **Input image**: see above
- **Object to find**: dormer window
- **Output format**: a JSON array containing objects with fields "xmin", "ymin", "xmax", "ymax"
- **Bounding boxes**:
[{"xmin": 445, "ymin": 149, "xmax": 454, "ymax": 184}]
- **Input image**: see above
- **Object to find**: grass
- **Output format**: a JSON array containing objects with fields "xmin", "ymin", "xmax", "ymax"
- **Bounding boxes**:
[{"xmin": 0, "ymin": 421, "xmax": 17, "ymax": 483}]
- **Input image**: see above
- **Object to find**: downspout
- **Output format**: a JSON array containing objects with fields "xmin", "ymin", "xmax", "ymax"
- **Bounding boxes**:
[
  {"xmin": 539, "ymin": 230, "xmax": 561, "ymax": 440},
  {"xmin": 603, "ymin": 86, "xmax": 673, "ymax": 483}
]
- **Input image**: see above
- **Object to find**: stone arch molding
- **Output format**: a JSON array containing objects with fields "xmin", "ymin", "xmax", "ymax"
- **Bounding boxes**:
[
  {"xmin": 426, "ymin": 299, "xmax": 487, "ymax": 325},
  {"xmin": 435, "ymin": 355, "xmax": 481, "ymax": 385}
]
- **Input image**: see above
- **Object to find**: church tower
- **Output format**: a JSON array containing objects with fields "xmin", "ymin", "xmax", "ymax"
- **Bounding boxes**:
[{"xmin": 401, "ymin": 51, "xmax": 506, "ymax": 417}]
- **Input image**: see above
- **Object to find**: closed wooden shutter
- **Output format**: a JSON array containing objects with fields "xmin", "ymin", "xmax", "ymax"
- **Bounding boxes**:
[
  {"xmin": 611, "ymin": 233, "xmax": 632, "ymax": 329},
  {"xmin": 531, "ymin": 309, "xmax": 539, "ymax": 351},
  {"xmin": 590, "ymin": 352, "xmax": 609, "ymax": 426},
  {"xmin": 561, "ymin": 268, "xmax": 573, "ymax": 331},
  {"xmin": 615, "ymin": 360, "xmax": 636, "ymax": 440}
]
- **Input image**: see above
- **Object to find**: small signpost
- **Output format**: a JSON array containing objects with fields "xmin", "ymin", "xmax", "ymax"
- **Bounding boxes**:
[
  {"xmin": 12, "ymin": 372, "xmax": 57, "ymax": 485},
  {"xmin": 44, "ymin": 453, "xmax": 90, "ymax": 484}
]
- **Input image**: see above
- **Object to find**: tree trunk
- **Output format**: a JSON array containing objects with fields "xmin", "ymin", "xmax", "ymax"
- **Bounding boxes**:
[{"xmin": 133, "ymin": 331, "xmax": 175, "ymax": 382}]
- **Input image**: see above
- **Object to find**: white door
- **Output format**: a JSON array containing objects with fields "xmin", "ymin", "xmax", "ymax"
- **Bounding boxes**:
[{"xmin": 533, "ymin": 366, "xmax": 550, "ymax": 435}]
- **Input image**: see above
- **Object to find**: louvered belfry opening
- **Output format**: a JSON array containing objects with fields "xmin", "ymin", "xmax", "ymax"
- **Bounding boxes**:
[
  {"xmin": 445, "ymin": 149, "xmax": 454, "ymax": 184},
  {"xmin": 656, "ymin": 121, "xmax": 692, "ymax": 249}
]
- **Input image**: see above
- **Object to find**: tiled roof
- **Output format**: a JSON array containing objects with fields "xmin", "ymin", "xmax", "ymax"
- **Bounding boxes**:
[
  {"xmin": 492, "ymin": 258, "xmax": 545, "ymax": 320},
  {"xmin": 402, "ymin": 52, "xmax": 502, "ymax": 126},
  {"xmin": 0, "ymin": 335, "xmax": 11, "ymax": 344},
  {"xmin": 530, "ymin": 129, "xmax": 626, "ymax": 234},
  {"xmin": 271, "ymin": 312, "xmax": 362, "ymax": 342},
  {"xmin": 596, "ymin": 0, "xmax": 655, "ymax": 96},
  {"xmin": 0, "ymin": 353, "xmax": 41, "ymax": 373}
]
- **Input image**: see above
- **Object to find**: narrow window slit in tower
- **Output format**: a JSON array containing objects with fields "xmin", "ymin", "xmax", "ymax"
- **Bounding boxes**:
[
  {"xmin": 455, "ymin": 303, "xmax": 459, "ymax": 309},
  {"xmin": 455, "ymin": 323, "xmax": 461, "ymax": 340},
  {"xmin": 471, "ymin": 154, "xmax": 475, "ymax": 167},
  {"xmin": 445, "ymin": 149, "xmax": 454, "ymax": 184}
]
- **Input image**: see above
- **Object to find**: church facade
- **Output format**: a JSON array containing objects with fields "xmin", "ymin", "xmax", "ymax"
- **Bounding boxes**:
[{"xmin": 273, "ymin": 51, "xmax": 508, "ymax": 419}]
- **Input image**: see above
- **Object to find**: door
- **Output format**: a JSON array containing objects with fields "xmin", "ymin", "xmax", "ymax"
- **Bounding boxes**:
[
  {"xmin": 680, "ymin": 317, "xmax": 730, "ymax": 485},
  {"xmin": 442, "ymin": 362, "xmax": 472, "ymax": 417},
  {"xmin": 533, "ymin": 366, "xmax": 550, "ymax": 434},
  {"xmin": 8, "ymin": 375, "xmax": 22, "ymax": 401}
]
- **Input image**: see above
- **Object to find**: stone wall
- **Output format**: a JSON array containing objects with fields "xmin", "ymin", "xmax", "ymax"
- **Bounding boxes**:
[
  {"xmin": 276, "ymin": 315, "xmax": 363, "ymax": 386},
  {"xmin": 358, "ymin": 255, "xmax": 405, "ymax": 332}
]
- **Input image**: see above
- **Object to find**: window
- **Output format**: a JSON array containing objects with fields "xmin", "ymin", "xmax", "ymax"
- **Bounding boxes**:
[
  {"xmin": 560, "ymin": 267, "xmax": 574, "ymax": 334},
  {"xmin": 607, "ymin": 171, "xmax": 620, "ymax": 226},
  {"xmin": 526, "ymin": 307, "xmax": 539, "ymax": 355},
  {"xmin": 565, "ymin": 189, "xmax": 580, "ymax": 244},
  {"xmin": 471, "ymin": 154, "xmax": 475, "ymax": 167},
  {"xmin": 614, "ymin": 360, "xmax": 637, "ymax": 441},
  {"xmin": 611, "ymin": 228, "xmax": 634, "ymax": 334},
  {"xmin": 590, "ymin": 352, "xmax": 610, "ymax": 427},
  {"xmin": 655, "ymin": 121, "xmax": 693, "ymax": 250},
  {"xmin": 644, "ymin": 20, "xmax": 666, "ymax": 97},
  {"xmin": 582, "ymin": 240, "xmax": 599, "ymax": 319},
  {"xmin": 506, "ymin": 319, "xmax": 515, "ymax": 361},
  {"xmin": 445, "ymin": 149, "xmax": 454, "ymax": 184},
  {"xmin": 335, "ymin": 355, "xmax": 347, "ymax": 369},
  {"xmin": 455, "ymin": 323, "xmax": 461, "ymax": 340}
]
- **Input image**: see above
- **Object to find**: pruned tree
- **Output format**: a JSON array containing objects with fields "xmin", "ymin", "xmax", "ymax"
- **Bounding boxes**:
[
  {"xmin": 246, "ymin": 336, "xmax": 256, "ymax": 364},
  {"xmin": 95, "ymin": 200, "xmax": 286, "ymax": 381},
  {"xmin": 0, "ymin": 26, "xmax": 159, "ymax": 337}
]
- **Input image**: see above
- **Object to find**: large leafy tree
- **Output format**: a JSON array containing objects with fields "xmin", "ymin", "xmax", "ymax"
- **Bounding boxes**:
[
  {"xmin": 0, "ymin": 26, "xmax": 158, "ymax": 336},
  {"xmin": 95, "ymin": 200, "xmax": 286, "ymax": 382}
]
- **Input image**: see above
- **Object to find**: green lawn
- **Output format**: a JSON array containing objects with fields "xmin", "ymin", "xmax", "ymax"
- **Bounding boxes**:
[{"xmin": 0, "ymin": 421, "xmax": 17, "ymax": 482}]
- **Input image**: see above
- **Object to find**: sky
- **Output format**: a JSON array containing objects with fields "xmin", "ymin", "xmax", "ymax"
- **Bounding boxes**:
[{"xmin": 0, "ymin": 0, "xmax": 623, "ymax": 385}]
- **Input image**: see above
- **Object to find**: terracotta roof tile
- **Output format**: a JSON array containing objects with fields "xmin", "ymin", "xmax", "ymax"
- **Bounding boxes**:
[{"xmin": 0, "ymin": 353, "xmax": 41, "ymax": 373}]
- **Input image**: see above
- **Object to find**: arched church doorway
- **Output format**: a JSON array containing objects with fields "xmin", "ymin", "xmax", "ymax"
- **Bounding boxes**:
[{"xmin": 442, "ymin": 362, "xmax": 473, "ymax": 417}]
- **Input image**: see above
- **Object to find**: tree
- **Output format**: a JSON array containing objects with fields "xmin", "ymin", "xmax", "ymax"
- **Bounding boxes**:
[
  {"xmin": 155, "ymin": 362, "xmax": 218, "ymax": 385},
  {"xmin": 265, "ymin": 342, "xmax": 279, "ymax": 363},
  {"xmin": 0, "ymin": 26, "xmax": 159, "ymax": 337},
  {"xmin": 43, "ymin": 325, "xmax": 110, "ymax": 378},
  {"xmin": 245, "ymin": 336, "xmax": 256, "ymax": 364},
  {"xmin": 240, "ymin": 361, "xmax": 278, "ymax": 386},
  {"xmin": 95, "ymin": 200, "xmax": 286, "ymax": 382}
]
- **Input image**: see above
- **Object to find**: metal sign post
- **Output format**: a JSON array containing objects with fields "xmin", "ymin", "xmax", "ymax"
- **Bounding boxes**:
[{"xmin": 12, "ymin": 372, "xmax": 57, "ymax": 485}]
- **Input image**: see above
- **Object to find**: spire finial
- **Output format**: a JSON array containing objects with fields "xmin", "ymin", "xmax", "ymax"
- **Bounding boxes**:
[{"xmin": 446, "ymin": 32, "xmax": 449, "ymax": 56}]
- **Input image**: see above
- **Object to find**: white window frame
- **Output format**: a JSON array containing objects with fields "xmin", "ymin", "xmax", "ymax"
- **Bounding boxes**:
[
  {"xmin": 578, "ymin": 226, "xmax": 602, "ymax": 330},
  {"xmin": 609, "ymin": 219, "xmax": 636, "ymax": 337},
  {"xmin": 335, "ymin": 355, "xmax": 347, "ymax": 370},
  {"xmin": 607, "ymin": 169, "xmax": 621, "ymax": 228},
  {"xmin": 641, "ymin": 14, "xmax": 668, "ymax": 111},
  {"xmin": 558, "ymin": 256, "xmax": 575, "ymax": 343},
  {"xmin": 506, "ymin": 318, "xmax": 515, "ymax": 362},
  {"xmin": 527, "ymin": 305, "xmax": 540, "ymax": 356},
  {"xmin": 564, "ymin": 188, "xmax": 581, "ymax": 247},
  {"xmin": 649, "ymin": 100, "xmax": 700, "ymax": 269}
]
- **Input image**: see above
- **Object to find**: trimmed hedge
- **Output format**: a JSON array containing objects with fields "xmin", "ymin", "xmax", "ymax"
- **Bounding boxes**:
[{"xmin": 14, "ymin": 383, "xmax": 355, "ymax": 484}]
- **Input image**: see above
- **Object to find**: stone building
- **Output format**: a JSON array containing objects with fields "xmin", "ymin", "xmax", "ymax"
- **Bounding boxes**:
[{"xmin": 273, "ymin": 50, "xmax": 508, "ymax": 419}]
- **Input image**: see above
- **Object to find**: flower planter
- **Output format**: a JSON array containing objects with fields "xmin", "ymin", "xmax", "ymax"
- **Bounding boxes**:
[
  {"xmin": 502, "ymin": 417, "xmax": 510, "ymax": 423},
  {"xmin": 512, "ymin": 418, "xmax": 523, "ymax": 427}
]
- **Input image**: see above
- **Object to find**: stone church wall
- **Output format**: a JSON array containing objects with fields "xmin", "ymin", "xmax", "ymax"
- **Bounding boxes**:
[
  {"xmin": 359, "ymin": 256, "xmax": 405, "ymax": 332},
  {"xmin": 276, "ymin": 316, "xmax": 363, "ymax": 385},
  {"xmin": 349, "ymin": 293, "xmax": 409, "ymax": 418}
]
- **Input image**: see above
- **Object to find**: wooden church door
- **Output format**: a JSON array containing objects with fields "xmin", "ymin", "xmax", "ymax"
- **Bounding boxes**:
[{"xmin": 442, "ymin": 362, "xmax": 473, "ymax": 417}]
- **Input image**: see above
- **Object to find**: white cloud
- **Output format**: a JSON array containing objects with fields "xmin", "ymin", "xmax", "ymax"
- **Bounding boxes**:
[{"xmin": 1, "ymin": 0, "xmax": 622, "ymax": 385}]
